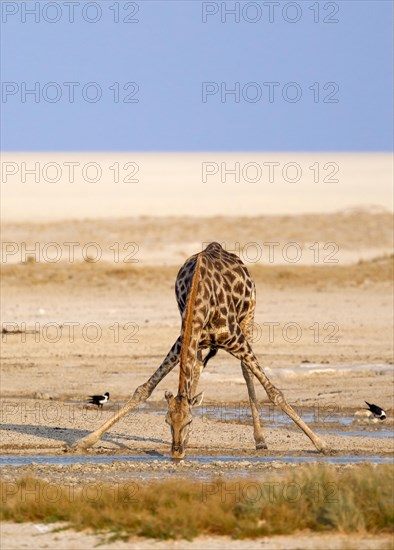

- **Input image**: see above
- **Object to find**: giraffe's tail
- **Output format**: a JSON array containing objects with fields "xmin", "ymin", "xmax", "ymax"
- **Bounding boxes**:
[{"xmin": 203, "ymin": 346, "xmax": 218, "ymax": 366}]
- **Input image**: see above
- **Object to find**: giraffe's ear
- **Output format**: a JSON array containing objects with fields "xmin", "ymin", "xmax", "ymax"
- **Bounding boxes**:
[
  {"xmin": 165, "ymin": 391, "xmax": 174, "ymax": 404},
  {"xmin": 191, "ymin": 392, "xmax": 204, "ymax": 407}
]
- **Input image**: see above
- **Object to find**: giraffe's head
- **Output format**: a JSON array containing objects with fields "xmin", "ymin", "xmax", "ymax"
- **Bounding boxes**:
[{"xmin": 165, "ymin": 390, "xmax": 204, "ymax": 459}]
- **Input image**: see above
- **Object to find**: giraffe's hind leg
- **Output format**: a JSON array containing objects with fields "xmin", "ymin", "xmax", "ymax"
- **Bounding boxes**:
[
  {"xmin": 239, "ymin": 300, "xmax": 267, "ymax": 450},
  {"xmin": 241, "ymin": 363, "xmax": 267, "ymax": 450},
  {"xmin": 192, "ymin": 345, "xmax": 267, "ymax": 449}
]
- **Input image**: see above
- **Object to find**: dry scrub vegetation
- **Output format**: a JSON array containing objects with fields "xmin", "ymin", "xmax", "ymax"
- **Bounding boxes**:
[
  {"xmin": 1, "ymin": 254, "xmax": 393, "ymax": 290},
  {"xmin": 1, "ymin": 464, "xmax": 393, "ymax": 541},
  {"xmin": 2, "ymin": 210, "xmax": 393, "ymax": 250}
]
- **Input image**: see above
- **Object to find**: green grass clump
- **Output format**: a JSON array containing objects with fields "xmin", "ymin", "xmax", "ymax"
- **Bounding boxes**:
[{"xmin": 1, "ymin": 464, "xmax": 393, "ymax": 540}]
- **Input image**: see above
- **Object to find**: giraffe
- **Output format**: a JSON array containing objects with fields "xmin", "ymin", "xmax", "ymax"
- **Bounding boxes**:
[{"xmin": 71, "ymin": 242, "xmax": 328, "ymax": 457}]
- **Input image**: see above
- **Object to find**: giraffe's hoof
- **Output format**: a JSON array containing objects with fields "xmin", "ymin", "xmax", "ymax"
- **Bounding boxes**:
[
  {"xmin": 68, "ymin": 442, "xmax": 87, "ymax": 454},
  {"xmin": 316, "ymin": 439, "xmax": 329, "ymax": 454},
  {"xmin": 256, "ymin": 441, "xmax": 268, "ymax": 450},
  {"xmin": 69, "ymin": 434, "xmax": 98, "ymax": 452}
]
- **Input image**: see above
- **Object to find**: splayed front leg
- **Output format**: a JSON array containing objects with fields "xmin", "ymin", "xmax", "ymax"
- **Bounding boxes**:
[
  {"xmin": 231, "ymin": 336, "xmax": 329, "ymax": 454},
  {"xmin": 70, "ymin": 383, "xmax": 149, "ymax": 451},
  {"xmin": 269, "ymin": 387, "xmax": 329, "ymax": 453},
  {"xmin": 69, "ymin": 338, "xmax": 182, "ymax": 451}
]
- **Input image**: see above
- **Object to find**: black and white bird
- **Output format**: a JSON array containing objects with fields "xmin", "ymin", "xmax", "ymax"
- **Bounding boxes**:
[
  {"xmin": 88, "ymin": 392, "xmax": 110, "ymax": 409},
  {"xmin": 365, "ymin": 401, "xmax": 386, "ymax": 420}
]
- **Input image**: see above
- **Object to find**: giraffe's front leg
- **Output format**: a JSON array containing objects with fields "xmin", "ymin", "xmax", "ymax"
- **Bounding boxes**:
[
  {"xmin": 241, "ymin": 363, "xmax": 268, "ymax": 450},
  {"xmin": 245, "ymin": 353, "xmax": 328, "ymax": 453},
  {"xmin": 190, "ymin": 350, "xmax": 205, "ymax": 398},
  {"xmin": 69, "ymin": 338, "xmax": 182, "ymax": 451}
]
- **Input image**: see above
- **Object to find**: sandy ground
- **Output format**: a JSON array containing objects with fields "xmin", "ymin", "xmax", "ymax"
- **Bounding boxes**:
[
  {"xmin": 1, "ymin": 212, "xmax": 393, "ymax": 548},
  {"xmin": 1, "ymin": 398, "xmax": 393, "ymax": 458},
  {"xmin": 1, "ymin": 522, "xmax": 393, "ymax": 550}
]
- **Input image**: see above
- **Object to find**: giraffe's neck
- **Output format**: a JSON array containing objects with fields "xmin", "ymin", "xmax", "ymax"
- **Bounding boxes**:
[{"xmin": 178, "ymin": 254, "xmax": 204, "ymax": 397}]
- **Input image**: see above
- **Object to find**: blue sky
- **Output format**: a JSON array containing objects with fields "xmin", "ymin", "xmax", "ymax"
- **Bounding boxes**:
[{"xmin": 1, "ymin": 0, "xmax": 392, "ymax": 151}]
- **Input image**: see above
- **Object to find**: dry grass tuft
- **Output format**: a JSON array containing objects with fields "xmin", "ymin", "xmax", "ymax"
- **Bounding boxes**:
[{"xmin": 1, "ymin": 464, "xmax": 393, "ymax": 540}]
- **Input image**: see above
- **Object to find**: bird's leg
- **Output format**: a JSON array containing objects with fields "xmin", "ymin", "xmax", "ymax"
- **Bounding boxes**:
[{"xmin": 70, "ymin": 337, "xmax": 182, "ymax": 451}]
